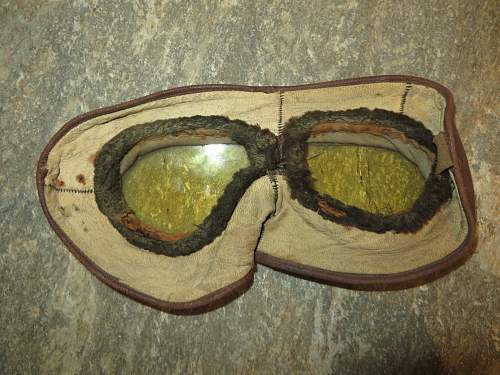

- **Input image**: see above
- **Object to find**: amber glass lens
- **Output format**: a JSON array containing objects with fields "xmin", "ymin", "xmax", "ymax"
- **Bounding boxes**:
[
  {"xmin": 308, "ymin": 144, "xmax": 425, "ymax": 215},
  {"xmin": 122, "ymin": 144, "xmax": 249, "ymax": 234}
]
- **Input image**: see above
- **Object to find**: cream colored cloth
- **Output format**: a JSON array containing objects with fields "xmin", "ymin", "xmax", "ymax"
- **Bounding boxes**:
[
  {"xmin": 256, "ymin": 175, "xmax": 467, "ymax": 274},
  {"xmin": 43, "ymin": 82, "xmax": 468, "ymax": 303},
  {"xmin": 256, "ymin": 83, "xmax": 467, "ymax": 274},
  {"xmin": 46, "ymin": 176, "xmax": 275, "ymax": 302}
]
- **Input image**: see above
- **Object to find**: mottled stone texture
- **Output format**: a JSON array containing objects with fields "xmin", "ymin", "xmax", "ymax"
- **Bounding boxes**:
[{"xmin": 0, "ymin": 0, "xmax": 499, "ymax": 374}]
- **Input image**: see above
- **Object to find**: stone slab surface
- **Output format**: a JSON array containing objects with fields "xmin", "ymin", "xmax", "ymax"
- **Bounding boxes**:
[{"xmin": 1, "ymin": 1, "xmax": 499, "ymax": 374}]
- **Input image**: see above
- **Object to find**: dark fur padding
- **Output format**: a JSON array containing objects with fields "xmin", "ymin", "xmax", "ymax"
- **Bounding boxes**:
[
  {"xmin": 95, "ymin": 109, "xmax": 453, "ymax": 258},
  {"xmin": 94, "ymin": 116, "xmax": 278, "ymax": 257},
  {"xmin": 282, "ymin": 108, "xmax": 453, "ymax": 233}
]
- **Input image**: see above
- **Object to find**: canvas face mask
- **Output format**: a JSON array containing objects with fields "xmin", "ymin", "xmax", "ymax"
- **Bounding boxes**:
[{"xmin": 37, "ymin": 76, "xmax": 477, "ymax": 314}]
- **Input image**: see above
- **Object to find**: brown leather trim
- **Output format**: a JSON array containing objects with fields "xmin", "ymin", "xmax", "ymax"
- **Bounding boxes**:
[
  {"xmin": 37, "ymin": 75, "xmax": 477, "ymax": 311},
  {"xmin": 255, "ymin": 246, "xmax": 476, "ymax": 291}
]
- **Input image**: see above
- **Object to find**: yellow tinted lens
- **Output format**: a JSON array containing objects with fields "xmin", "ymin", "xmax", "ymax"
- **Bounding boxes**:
[
  {"xmin": 308, "ymin": 144, "xmax": 425, "ymax": 215},
  {"xmin": 122, "ymin": 144, "xmax": 249, "ymax": 234}
]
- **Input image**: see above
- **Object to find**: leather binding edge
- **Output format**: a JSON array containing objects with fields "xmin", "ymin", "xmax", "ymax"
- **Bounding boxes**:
[{"xmin": 37, "ymin": 75, "xmax": 478, "ymax": 312}]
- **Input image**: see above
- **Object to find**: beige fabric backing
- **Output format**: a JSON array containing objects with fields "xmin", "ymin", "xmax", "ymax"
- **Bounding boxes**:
[
  {"xmin": 45, "ymin": 90, "xmax": 279, "ymax": 303},
  {"xmin": 256, "ymin": 175, "xmax": 467, "ymax": 274},
  {"xmin": 46, "ymin": 177, "xmax": 275, "ymax": 302},
  {"xmin": 44, "ymin": 83, "xmax": 469, "ymax": 302},
  {"xmin": 46, "ymin": 91, "xmax": 281, "ymax": 190},
  {"xmin": 256, "ymin": 83, "xmax": 467, "ymax": 274}
]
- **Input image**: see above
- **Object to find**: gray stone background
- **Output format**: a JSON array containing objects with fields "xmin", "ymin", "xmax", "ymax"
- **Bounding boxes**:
[{"xmin": 1, "ymin": 0, "xmax": 499, "ymax": 374}]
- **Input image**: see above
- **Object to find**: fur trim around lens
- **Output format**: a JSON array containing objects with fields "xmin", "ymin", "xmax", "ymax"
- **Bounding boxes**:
[
  {"xmin": 283, "ymin": 108, "xmax": 453, "ymax": 233},
  {"xmin": 94, "ymin": 116, "xmax": 278, "ymax": 257}
]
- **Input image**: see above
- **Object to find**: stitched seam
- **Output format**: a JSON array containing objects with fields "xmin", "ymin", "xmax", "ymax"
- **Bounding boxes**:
[
  {"xmin": 46, "ymin": 185, "xmax": 94, "ymax": 194},
  {"xmin": 277, "ymin": 91, "xmax": 284, "ymax": 134},
  {"xmin": 277, "ymin": 91, "xmax": 286, "ymax": 173},
  {"xmin": 266, "ymin": 91, "xmax": 286, "ymax": 214},
  {"xmin": 266, "ymin": 171, "xmax": 279, "ymax": 212},
  {"xmin": 399, "ymin": 83, "xmax": 412, "ymax": 114}
]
